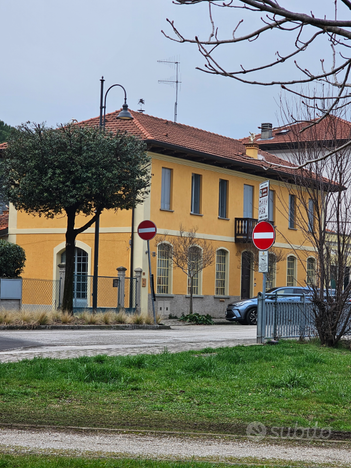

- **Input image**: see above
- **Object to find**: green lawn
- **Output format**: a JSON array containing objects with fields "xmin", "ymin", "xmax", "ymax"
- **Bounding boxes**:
[
  {"xmin": 0, "ymin": 455, "xmax": 327, "ymax": 468},
  {"xmin": 1, "ymin": 341, "xmax": 351, "ymax": 434}
]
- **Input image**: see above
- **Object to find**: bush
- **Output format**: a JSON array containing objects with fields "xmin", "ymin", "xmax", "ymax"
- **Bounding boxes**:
[
  {"xmin": 0, "ymin": 240, "xmax": 26, "ymax": 277},
  {"xmin": 179, "ymin": 312, "xmax": 214, "ymax": 325}
]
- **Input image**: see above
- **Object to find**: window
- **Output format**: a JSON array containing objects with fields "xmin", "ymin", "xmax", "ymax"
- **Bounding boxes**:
[
  {"xmin": 157, "ymin": 243, "xmax": 172, "ymax": 294},
  {"xmin": 161, "ymin": 168, "xmax": 172, "ymax": 211},
  {"xmin": 191, "ymin": 174, "xmax": 201, "ymax": 214},
  {"xmin": 215, "ymin": 249, "xmax": 228, "ymax": 295},
  {"xmin": 269, "ymin": 190, "xmax": 275, "ymax": 222},
  {"xmin": 307, "ymin": 257, "xmax": 316, "ymax": 286},
  {"xmin": 188, "ymin": 246, "xmax": 202, "ymax": 295},
  {"xmin": 243, "ymin": 185, "xmax": 253, "ymax": 218},
  {"xmin": 308, "ymin": 198, "xmax": 314, "ymax": 232},
  {"xmin": 267, "ymin": 253, "xmax": 276, "ymax": 290},
  {"xmin": 289, "ymin": 194, "xmax": 296, "ymax": 229},
  {"xmin": 287, "ymin": 256, "xmax": 297, "ymax": 286},
  {"xmin": 218, "ymin": 179, "xmax": 228, "ymax": 218}
]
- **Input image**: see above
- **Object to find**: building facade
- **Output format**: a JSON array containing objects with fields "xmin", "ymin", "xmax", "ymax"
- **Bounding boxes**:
[{"xmin": 1, "ymin": 112, "xmax": 318, "ymax": 317}]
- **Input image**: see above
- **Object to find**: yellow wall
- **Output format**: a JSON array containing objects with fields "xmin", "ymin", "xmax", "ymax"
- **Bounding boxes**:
[{"xmin": 10, "ymin": 150, "xmax": 316, "ymax": 311}]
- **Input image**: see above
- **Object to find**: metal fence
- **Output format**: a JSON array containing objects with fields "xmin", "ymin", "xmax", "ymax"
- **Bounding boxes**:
[
  {"xmin": 22, "ymin": 278, "xmax": 61, "ymax": 312},
  {"xmin": 257, "ymin": 294, "xmax": 317, "ymax": 342},
  {"xmin": 22, "ymin": 275, "xmax": 139, "ymax": 313}
]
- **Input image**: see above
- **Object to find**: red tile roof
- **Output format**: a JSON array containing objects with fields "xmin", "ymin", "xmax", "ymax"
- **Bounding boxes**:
[
  {"xmin": 0, "ymin": 142, "xmax": 7, "ymax": 150},
  {"xmin": 241, "ymin": 115, "xmax": 351, "ymax": 146},
  {"xmin": 0, "ymin": 211, "xmax": 8, "ymax": 234},
  {"xmin": 78, "ymin": 110, "xmax": 302, "ymax": 179}
]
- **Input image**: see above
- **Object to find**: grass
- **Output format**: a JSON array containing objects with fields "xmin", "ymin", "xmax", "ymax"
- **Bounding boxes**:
[
  {"xmin": 1, "ymin": 341, "xmax": 351, "ymax": 435},
  {"xmin": 0, "ymin": 309, "xmax": 159, "ymax": 327},
  {"xmin": 0, "ymin": 455, "xmax": 308, "ymax": 468}
]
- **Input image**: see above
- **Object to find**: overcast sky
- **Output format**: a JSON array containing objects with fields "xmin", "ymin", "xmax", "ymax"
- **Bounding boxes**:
[{"xmin": 0, "ymin": 1, "xmax": 339, "ymax": 140}]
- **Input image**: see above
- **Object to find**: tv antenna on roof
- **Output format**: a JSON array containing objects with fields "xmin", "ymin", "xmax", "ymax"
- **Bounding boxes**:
[{"xmin": 158, "ymin": 58, "xmax": 181, "ymax": 123}]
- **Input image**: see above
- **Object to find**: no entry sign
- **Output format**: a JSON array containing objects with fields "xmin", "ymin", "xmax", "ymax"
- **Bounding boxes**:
[
  {"xmin": 252, "ymin": 221, "xmax": 275, "ymax": 251},
  {"xmin": 137, "ymin": 220, "xmax": 157, "ymax": 241}
]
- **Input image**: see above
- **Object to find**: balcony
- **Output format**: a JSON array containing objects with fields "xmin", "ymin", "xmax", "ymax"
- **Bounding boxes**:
[{"xmin": 235, "ymin": 218, "xmax": 258, "ymax": 243}]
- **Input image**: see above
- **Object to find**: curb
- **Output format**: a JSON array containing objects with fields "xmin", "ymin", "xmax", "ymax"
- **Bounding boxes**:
[{"xmin": 0, "ymin": 324, "xmax": 171, "ymax": 331}]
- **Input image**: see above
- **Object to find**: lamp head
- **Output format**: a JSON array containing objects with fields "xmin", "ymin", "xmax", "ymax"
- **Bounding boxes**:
[{"xmin": 117, "ymin": 104, "xmax": 133, "ymax": 120}]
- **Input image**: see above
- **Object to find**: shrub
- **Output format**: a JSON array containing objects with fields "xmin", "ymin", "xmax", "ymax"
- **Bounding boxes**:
[
  {"xmin": 0, "ymin": 240, "xmax": 26, "ymax": 277},
  {"xmin": 179, "ymin": 313, "xmax": 214, "ymax": 325}
]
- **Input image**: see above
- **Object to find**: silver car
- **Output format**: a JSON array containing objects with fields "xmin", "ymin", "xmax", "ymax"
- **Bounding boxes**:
[{"xmin": 225, "ymin": 286, "xmax": 312, "ymax": 325}]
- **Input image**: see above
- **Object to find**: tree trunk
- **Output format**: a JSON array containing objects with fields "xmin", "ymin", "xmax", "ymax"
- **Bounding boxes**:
[
  {"xmin": 62, "ymin": 209, "xmax": 76, "ymax": 313},
  {"xmin": 189, "ymin": 275, "xmax": 193, "ymax": 314}
]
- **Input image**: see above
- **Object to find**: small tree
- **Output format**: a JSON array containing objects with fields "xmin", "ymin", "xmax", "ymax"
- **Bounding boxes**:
[
  {"xmin": 1, "ymin": 122, "xmax": 150, "ymax": 312},
  {"xmin": 159, "ymin": 226, "xmax": 215, "ymax": 314},
  {"xmin": 0, "ymin": 240, "xmax": 26, "ymax": 277},
  {"xmin": 278, "ymin": 101, "xmax": 351, "ymax": 346}
]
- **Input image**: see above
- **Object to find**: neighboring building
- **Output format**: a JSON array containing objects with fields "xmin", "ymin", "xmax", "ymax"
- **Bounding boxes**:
[
  {"xmin": 242, "ymin": 116, "xmax": 351, "ymax": 162},
  {"xmin": 0, "ymin": 112, "xmax": 319, "ymax": 317}
]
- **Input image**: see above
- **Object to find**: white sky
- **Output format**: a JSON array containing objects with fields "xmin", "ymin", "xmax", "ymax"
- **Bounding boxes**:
[{"xmin": 0, "ymin": 0, "xmax": 340, "ymax": 139}]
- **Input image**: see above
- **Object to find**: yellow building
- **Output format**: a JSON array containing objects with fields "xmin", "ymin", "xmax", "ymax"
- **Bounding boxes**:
[{"xmin": 1, "ymin": 111, "xmax": 317, "ymax": 317}]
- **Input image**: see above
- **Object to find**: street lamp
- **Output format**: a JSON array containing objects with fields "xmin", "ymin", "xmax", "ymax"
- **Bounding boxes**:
[{"xmin": 92, "ymin": 76, "xmax": 133, "ymax": 312}]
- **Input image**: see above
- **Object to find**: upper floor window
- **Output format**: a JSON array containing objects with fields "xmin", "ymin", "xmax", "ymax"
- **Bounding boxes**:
[
  {"xmin": 161, "ymin": 168, "xmax": 172, "ymax": 211},
  {"xmin": 215, "ymin": 249, "xmax": 228, "ymax": 296},
  {"xmin": 289, "ymin": 194, "xmax": 296, "ymax": 229},
  {"xmin": 308, "ymin": 198, "xmax": 314, "ymax": 232},
  {"xmin": 218, "ymin": 179, "xmax": 228, "ymax": 218},
  {"xmin": 287, "ymin": 255, "xmax": 297, "ymax": 286},
  {"xmin": 157, "ymin": 243, "xmax": 172, "ymax": 294},
  {"xmin": 243, "ymin": 184, "xmax": 254, "ymax": 218},
  {"xmin": 307, "ymin": 257, "xmax": 316, "ymax": 286},
  {"xmin": 191, "ymin": 173, "xmax": 202, "ymax": 214}
]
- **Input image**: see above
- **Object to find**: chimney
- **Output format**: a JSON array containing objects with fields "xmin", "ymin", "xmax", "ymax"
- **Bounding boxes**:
[
  {"xmin": 261, "ymin": 123, "xmax": 273, "ymax": 140},
  {"xmin": 244, "ymin": 141, "xmax": 259, "ymax": 159}
]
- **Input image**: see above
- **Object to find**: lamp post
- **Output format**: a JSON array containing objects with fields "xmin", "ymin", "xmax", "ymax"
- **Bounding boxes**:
[{"xmin": 92, "ymin": 76, "xmax": 133, "ymax": 312}]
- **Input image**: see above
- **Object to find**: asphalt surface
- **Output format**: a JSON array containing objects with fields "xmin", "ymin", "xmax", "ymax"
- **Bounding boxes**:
[{"xmin": 0, "ymin": 322, "xmax": 257, "ymax": 362}]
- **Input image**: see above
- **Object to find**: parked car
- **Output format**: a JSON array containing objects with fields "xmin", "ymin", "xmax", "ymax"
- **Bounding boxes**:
[{"xmin": 225, "ymin": 286, "xmax": 313, "ymax": 325}]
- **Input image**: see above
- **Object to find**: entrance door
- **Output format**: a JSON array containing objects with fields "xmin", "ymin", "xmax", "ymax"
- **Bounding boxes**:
[
  {"xmin": 241, "ymin": 251, "xmax": 252, "ymax": 299},
  {"xmin": 61, "ymin": 248, "xmax": 88, "ymax": 308}
]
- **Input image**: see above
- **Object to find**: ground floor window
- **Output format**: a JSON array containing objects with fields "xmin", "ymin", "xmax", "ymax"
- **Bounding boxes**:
[
  {"xmin": 61, "ymin": 247, "xmax": 88, "ymax": 306},
  {"xmin": 306, "ymin": 257, "xmax": 316, "ymax": 286},
  {"xmin": 215, "ymin": 249, "xmax": 228, "ymax": 295},
  {"xmin": 287, "ymin": 256, "xmax": 297, "ymax": 287},
  {"xmin": 157, "ymin": 243, "xmax": 172, "ymax": 294}
]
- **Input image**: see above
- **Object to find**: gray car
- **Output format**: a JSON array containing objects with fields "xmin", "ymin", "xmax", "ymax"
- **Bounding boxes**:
[{"xmin": 225, "ymin": 286, "xmax": 312, "ymax": 325}]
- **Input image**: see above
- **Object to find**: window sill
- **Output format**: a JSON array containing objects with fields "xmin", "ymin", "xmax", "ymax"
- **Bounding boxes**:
[
  {"xmin": 155, "ymin": 294, "xmax": 174, "ymax": 298},
  {"xmin": 218, "ymin": 217, "xmax": 230, "ymax": 221},
  {"xmin": 185, "ymin": 295, "xmax": 204, "ymax": 299},
  {"xmin": 214, "ymin": 295, "xmax": 230, "ymax": 299},
  {"xmin": 288, "ymin": 227, "xmax": 298, "ymax": 231},
  {"xmin": 190, "ymin": 212, "xmax": 203, "ymax": 216},
  {"xmin": 160, "ymin": 208, "xmax": 174, "ymax": 212}
]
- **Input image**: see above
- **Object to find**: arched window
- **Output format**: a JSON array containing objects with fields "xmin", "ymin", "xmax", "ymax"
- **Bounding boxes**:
[
  {"xmin": 267, "ymin": 253, "xmax": 276, "ymax": 290},
  {"xmin": 215, "ymin": 249, "xmax": 228, "ymax": 296},
  {"xmin": 188, "ymin": 245, "xmax": 202, "ymax": 295},
  {"xmin": 287, "ymin": 256, "xmax": 297, "ymax": 286},
  {"xmin": 157, "ymin": 243, "xmax": 172, "ymax": 294},
  {"xmin": 61, "ymin": 247, "xmax": 88, "ymax": 307},
  {"xmin": 307, "ymin": 257, "xmax": 316, "ymax": 286}
]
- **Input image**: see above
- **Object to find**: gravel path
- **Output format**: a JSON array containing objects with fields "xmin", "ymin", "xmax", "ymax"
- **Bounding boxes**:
[{"xmin": 0, "ymin": 427, "xmax": 350, "ymax": 466}]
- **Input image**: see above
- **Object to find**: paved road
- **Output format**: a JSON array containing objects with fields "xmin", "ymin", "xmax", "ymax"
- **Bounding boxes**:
[{"xmin": 0, "ymin": 322, "xmax": 256, "ymax": 362}]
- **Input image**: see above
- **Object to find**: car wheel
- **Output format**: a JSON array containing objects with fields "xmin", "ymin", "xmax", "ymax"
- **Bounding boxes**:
[{"xmin": 245, "ymin": 308, "xmax": 257, "ymax": 325}]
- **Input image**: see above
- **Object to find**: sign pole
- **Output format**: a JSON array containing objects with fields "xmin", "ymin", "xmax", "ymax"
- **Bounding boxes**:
[
  {"xmin": 147, "ymin": 239, "xmax": 157, "ymax": 325},
  {"xmin": 137, "ymin": 220, "xmax": 158, "ymax": 325}
]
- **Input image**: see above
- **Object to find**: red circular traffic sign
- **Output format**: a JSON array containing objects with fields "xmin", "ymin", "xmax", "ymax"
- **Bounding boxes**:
[
  {"xmin": 252, "ymin": 221, "xmax": 275, "ymax": 250},
  {"xmin": 137, "ymin": 220, "xmax": 157, "ymax": 241}
]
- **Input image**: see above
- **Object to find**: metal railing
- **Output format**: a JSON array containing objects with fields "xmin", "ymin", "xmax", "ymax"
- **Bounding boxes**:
[
  {"xmin": 22, "ymin": 278, "xmax": 61, "ymax": 312},
  {"xmin": 257, "ymin": 293, "xmax": 317, "ymax": 341}
]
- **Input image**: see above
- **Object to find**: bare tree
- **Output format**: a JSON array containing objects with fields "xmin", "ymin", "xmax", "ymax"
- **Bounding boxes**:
[
  {"xmin": 158, "ymin": 226, "xmax": 215, "ymax": 314},
  {"xmin": 164, "ymin": 1, "xmax": 351, "ymax": 160},
  {"xmin": 277, "ymin": 101, "xmax": 351, "ymax": 346}
]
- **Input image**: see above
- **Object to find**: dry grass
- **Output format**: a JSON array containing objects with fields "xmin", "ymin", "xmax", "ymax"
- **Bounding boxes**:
[{"xmin": 0, "ymin": 308, "xmax": 161, "ymax": 326}]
